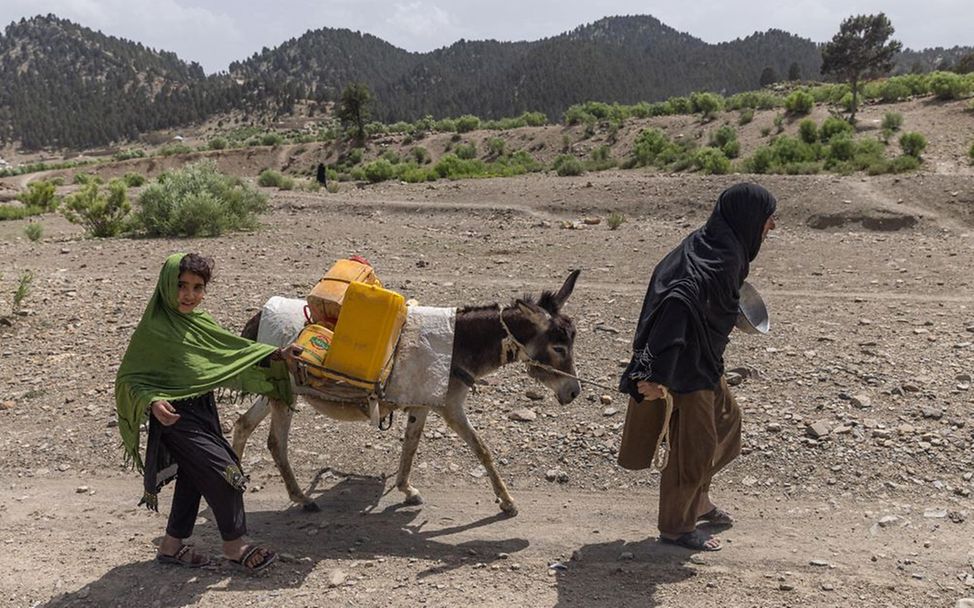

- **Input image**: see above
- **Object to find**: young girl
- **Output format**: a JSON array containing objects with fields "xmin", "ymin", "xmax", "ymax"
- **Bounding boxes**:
[{"xmin": 115, "ymin": 253, "xmax": 292, "ymax": 572}]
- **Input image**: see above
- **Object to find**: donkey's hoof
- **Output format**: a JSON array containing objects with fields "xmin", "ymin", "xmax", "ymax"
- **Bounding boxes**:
[
  {"xmin": 403, "ymin": 493, "xmax": 424, "ymax": 506},
  {"xmin": 500, "ymin": 502, "xmax": 519, "ymax": 517},
  {"xmin": 301, "ymin": 501, "xmax": 321, "ymax": 512}
]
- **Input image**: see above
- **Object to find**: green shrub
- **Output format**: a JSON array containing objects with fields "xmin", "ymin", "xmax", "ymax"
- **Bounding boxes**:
[
  {"xmin": 798, "ymin": 119, "xmax": 818, "ymax": 144},
  {"xmin": 879, "ymin": 79, "xmax": 911, "ymax": 102},
  {"xmin": 18, "ymin": 180, "xmax": 58, "ymax": 211},
  {"xmin": 889, "ymin": 155, "xmax": 920, "ymax": 173},
  {"xmin": 631, "ymin": 128, "xmax": 671, "ymax": 167},
  {"xmin": 587, "ymin": 145, "xmax": 616, "ymax": 171},
  {"xmin": 12, "ymin": 270, "xmax": 32, "ymax": 312},
  {"xmin": 61, "ymin": 179, "xmax": 131, "ymax": 237},
  {"xmin": 208, "ymin": 137, "xmax": 228, "ymax": 150},
  {"xmin": 772, "ymin": 136, "xmax": 816, "ymax": 164},
  {"xmin": 522, "ymin": 111, "xmax": 547, "ymax": 127},
  {"xmin": 363, "ymin": 159, "xmax": 395, "ymax": 183},
  {"xmin": 827, "ymin": 135, "xmax": 856, "ymax": 162},
  {"xmin": 74, "ymin": 173, "xmax": 102, "ymax": 186},
  {"xmin": 345, "ymin": 148, "xmax": 364, "ymax": 165},
  {"xmin": 380, "ymin": 149, "xmax": 401, "ymax": 164},
  {"xmin": 899, "ymin": 132, "xmax": 927, "ymax": 158},
  {"xmin": 928, "ymin": 71, "xmax": 970, "ymax": 100},
  {"xmin": 760, "ymin": 126, "xmax": 771, "ymax": 137},
  {"xmin": 431, "ymin": 117, "xmax": 455, "ymax": 133},
  {"xmin": 134, "ymin": 161, "xmax": 268, "ymax": 237},
  {"xmin": 690, "ymin": 91, "xmax": 724, "ymax": 119},
  {"xmin": 738, "ymin": 108, "xmax": 754, "ymax": 125},
  {"xmin": 454, "ymin": 142, "xmax": 477, "ymax": 160},
  {"xmin": 773, "ymin": 114, "xmax": 784, "ymax": 134},
  {"xmin": 881, "ymin": 112, "xmax": 903, "ymax": 133},
  {"xmin": 726, "ymin": 91, "xmax": 782, "ymax": 110},
  {"xmin": 607, "ymin": 212, "xmax": 625, "ymax": 230},
  {"xmin": 257, "ymin": 169, "xmax": 294, "ymax": 190},
  {"xmin": 433, "ymin": 154, "xmax": 485, "ymax": 179},
  {"xmin": 122, "ymin": 172, "xmax": 146, "ymax": 187},
  {"xmin": 112, "ymin": 148, "xmax": 146, "ymax": 161},
  {"xmin": 24, "ymin": 222, "xmax": 43, "ymax": 242},
  {"xmin": 326, "ymin": 182, "xmax": 341, "ymax": 193},
  {"xmin": 455, "ymin": 115, "xmax": 481, "ymax": 133},
  {"xmin": 260, "ymin": 133, "xmax": 284, "ymax": 146},
  {"xmin": 819, "ymin": 117, "xmax": 854, "ymax": 142},
  {"xmin": 159, "ymin": 143, "xmax": 193, "ymax": 156},
  {"xmin": 553, "ymin": 155, "xmax": 584, "ymax": 176},
  {"xmin": 693, "ymin": 147, "xmax": 731, "ymax": 174},
  {"xmin": 0, "ymin": 205, "xmax": 44, "ymax": 221},
  {"xmin": 969, "ymin": 141, "xmax": 974, "ymax": 163},
  {"xmin": 784, "ymin": 90, "xmax": 815, "ymax": 115},
  {"xmin": 411, "ymin": 146, "xmax": 431, "ymax": 164},
  {"xmin": 709, "ymin": 125, "xmax": 739, "ymax": 158},
  {"xmin": 486, "ymin": 137, "xmax": 506, "ymax": 157}
]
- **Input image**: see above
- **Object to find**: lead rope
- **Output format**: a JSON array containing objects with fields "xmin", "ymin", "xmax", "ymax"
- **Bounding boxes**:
[{"xmin": 653, "ymin": 387, "xmax": 674, "ymax": 471}]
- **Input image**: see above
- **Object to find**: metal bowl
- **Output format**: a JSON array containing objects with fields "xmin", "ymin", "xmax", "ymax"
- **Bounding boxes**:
[{"xmin": 735, "ymin": 281, "xmax": 770, "ymax": 335}]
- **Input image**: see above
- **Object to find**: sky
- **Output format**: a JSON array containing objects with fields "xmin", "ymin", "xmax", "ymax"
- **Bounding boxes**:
[{"xmin": 0, "ymin": 0, "xmax": 970, "ymax": 74}]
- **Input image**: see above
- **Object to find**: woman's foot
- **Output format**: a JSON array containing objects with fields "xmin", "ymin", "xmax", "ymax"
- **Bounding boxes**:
[
  {"xmin": 225, "ymin": 544, "xmax": 277, "ymax": 573},
  {"xmin": 698, "ymin": 506, "xmax": 735, "ymax": 527},
  {"xmin": 660, "ymin": 528, "xmax": 722, "ymax": 552},
  {"xmin": 157, "ymin": 544, "xmax": 210, "ymax": 567}
]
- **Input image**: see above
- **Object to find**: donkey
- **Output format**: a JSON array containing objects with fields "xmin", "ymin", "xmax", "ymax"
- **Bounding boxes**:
[{"xmin": 232, "ymin": 270, "xmax": 581, "ymax": 516}]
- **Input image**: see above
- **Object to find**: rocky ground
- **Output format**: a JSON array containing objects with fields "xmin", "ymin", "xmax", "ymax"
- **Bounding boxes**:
[{"xmin": 1, "ymin": 169, "xmax": 974, "ymax": 607}]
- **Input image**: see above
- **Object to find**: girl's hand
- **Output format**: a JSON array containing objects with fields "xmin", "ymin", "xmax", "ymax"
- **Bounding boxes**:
[
  {"xmin": 151, "ymin": 400, "xmax": 180, "ymax": 426},
  {"xmin": 636, "ymin": 381, "xmax": 665, "ymax": 401}
]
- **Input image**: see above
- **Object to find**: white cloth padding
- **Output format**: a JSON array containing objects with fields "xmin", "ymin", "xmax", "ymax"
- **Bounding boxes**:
[
  {"xmin": 384, "ymin": 306, "xmax": 456, "ymax": 407},
  {"xmin": 256, "ymin": 296, "xmax": 308, "ymax": 347}
]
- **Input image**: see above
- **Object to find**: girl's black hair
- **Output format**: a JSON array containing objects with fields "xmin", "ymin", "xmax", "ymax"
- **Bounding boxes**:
[{"xmin": 179, "ymin": 253, "xmax": 214, "ymax": 285}]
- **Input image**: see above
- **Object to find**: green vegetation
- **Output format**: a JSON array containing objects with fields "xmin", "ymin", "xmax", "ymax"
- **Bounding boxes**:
[
  {"xmin": 158, "ymin": 142, "xmax": 193, "ymax": 156},
  {"xmin": 12, "ymin": 270, "xmax": 33, "ymax": 313},
  {"xmin": 18, "ymin": 180, "xmax": 58, "ymax": 211},
  {"xmin": 709, "ymin": 125, "xmax": 740, "ymax": 158},
  {"xmin": 122, "ymin": 172, "xmax": 146, "ymax": 187},
  {"xmin": 784, "ymin": 90, "xmax": 814, "ymax": 115},
  {"xmin": 553, "ymin": 155, "xmax": 584, "ymax": 176},
  {"xmin": 0, "ymin": 205, "xmax": 44, "ymax": 221},
  {"xmin": 337, "ymin": 82, "xmax": 373, "ymax": 141},
  {"xmin": 133, "ymin": 161, "xmax": 268, "ymax": 237},
  {"xmin": 61, "ymin": 179, "xmax": 131, "ymax": 237},
  {"xmin": 257, "ymin": 169, "xmax": 295, "ymax": 190},
  {"xmin": 898, "ymin": 132, "xmax": 927, "ymax": 158},
  {"xmin": 607, "ymin": 212, "xmax": 625, "ymax": 230},
  {"xmin": 24, "ymin": 222, "xmax": 43, "ymax": 242},
  {"xmin": 821, "ymin": 13, "xmax": 902, "ymax": 120},
  {"xmin": 112, "ymin": 149, "xmax": 146, "ymax": 161},
  {"xmin": 454, "ymin": 142, "xmax": 477, "ymax": 160}
]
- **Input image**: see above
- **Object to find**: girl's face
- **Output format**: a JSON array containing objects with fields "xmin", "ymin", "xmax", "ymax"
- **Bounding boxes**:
[
  {"xmin": 761, "ymin": 214, "xmax": 777, "ymax": 241},
  {"xmin": 176, "ymin": 271, "xmax": 206, "ymax": 313}
]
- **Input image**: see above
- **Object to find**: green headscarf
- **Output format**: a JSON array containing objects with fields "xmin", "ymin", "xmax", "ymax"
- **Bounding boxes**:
[{"xmin": 115, "ymin": 253, "xmax": 293, "ymax": 470}]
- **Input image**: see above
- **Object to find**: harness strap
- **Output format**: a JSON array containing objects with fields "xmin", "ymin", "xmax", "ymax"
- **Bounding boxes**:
[{"xmin": 451, "ymin": 366, "xmax": 478, "ymax": 392}]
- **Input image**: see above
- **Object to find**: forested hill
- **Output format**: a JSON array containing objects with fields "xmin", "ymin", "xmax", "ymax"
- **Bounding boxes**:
[{"xmin": 1, "ymin": 14, "xmax": 970, "ymax": 151}]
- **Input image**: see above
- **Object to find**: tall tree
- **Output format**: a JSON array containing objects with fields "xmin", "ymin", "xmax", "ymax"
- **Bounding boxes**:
[
  {"xmin": 759, "ymin": 66, "xmax": 778, "ymax": 87},
  {"xmin": 788, "ymin": 62, "xmax": 801, "ymax": 81},
  {"xmin": 821, "ymin": 13, "xmax": 902, "ymax": 121},
  {"xmin": 336, "ymin": 82, "xmax": 373, "ymax": 142}
]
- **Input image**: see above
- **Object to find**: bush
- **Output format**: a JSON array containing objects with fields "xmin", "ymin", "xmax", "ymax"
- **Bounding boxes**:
[
  {"xmin": 899, "ymin": 132, "xmax": 927, "ymax": 158},
  {"xmin": 784, "ymin": 90, "xmax": 815, "ymax": 115},
  {"xmin": 257, "ymin": 169, "xmax": 294, "ymax": 190},
  {"xmin": 61, "ymin": 179, "xmax": 131, "ymax": 237},
  {"xmin": 969, "ymin": 141, "xmax": 974, "ymax": 164},
  {"xmin": 709, "ymin": 125, "xmax": 739, "ymax": 158},
  {"xmin": 690, "ymin": 91, "xmax": 724, "ymax": 119},
  {"xmin": 260, "ymin": 133, "xmax": 284, "ymax": 146},
  {"xmin": 587, "ymin": 145, "xmax": 616, "ymax": 171},
  {"xmin": 345, "ymin": 148, "xmax": 364, "ymax": 165},
  {"xmin": 486, "ymin": 137, "xmax": 506, "ymax": 157},
  {"xmin": 819, "ymin": 117, "xmax": 854, "ymax": 142},
  {"xmin": 112, "ymin": 148, "xmax": 146, "ymax": 161},
  {"xmin": 879, "ymin": 79, "xmax": 911, "ymax": 102},
  {"xmin": 692, "ymin": 147, "xmax": 731, "ymax": 174},
  {"xmin": 827, "ymin": 135, "xmax": 856, "ymax": 162},
  {"xmin": 134, "ymin": 161, "xmax": 268, "ymax": 237},
  {"xmin": 631, "ymin": 128, "xmax": 671, "ymax": 167},
  {"xmin": 798, "ymin": 119, "xmax": 818, "ymax": 144},
  {"xmin": 363, "ymin": 159, "xmax": 395, "ymax": 183},
  {"xmin": 411, "ymin": 146, "xmax": 431, "ymax": 164},
  {"xmin": 607, "ymin": 212, "xmax": 625, "ymax": 230},
  {"xmin": 454, "ymin": 142, "xmax": 477, "ymax": 160},
  {"xmin": 881, "ymin": 112, "xmax": 903, "ymax": 133},
  {"xmin": 553, "ymin": 155, "xmax": 584, "ymax": 176},
  {"xmin": 159, "ymin": 143, "xmax": 193, "ymax": 156},
  {"xmin": 433, "ymin": 154, "xmax": 485, "ymax": 179},
  {"xmin": 738, "ymin": 109, "xmax": 754, "ymax": 125},
  {"xmin": 74, "ymin": 173, "xmax": 102, "ymax": 186},
  {"xmin": 772, "ymin": 136, "xmax": 816, "ymax": 164},
  {"xmin": 122, "ymin": 172, "xmax": 146, "ymax": 187},
  {"xmin": 18, "ymin": 180, "xmax": 58, "ymax": 211},
  {"xmin": 455, "ymin": 115, "xmax": 481, "ymax": 133},
  {"xmin": 24, "ymin": 222, "xmax": 43, "ymax": 242},
  {"xmin": 0, "ymin": 205, "xmax": 44, "ymax": 221},
  {"xmin": 928, "ymin": 71, "xmax": 970, "ymax": 100},
  {"xmin": 744, "ymin": 147, "xmax": 775, "ymax": 173},
  {"xmin": 208, "ymin": 137, "xmax": 228, "ymax": 150},
  {"xmin": 522, "ymin": 111, "xmax": 547, "ymax": 127},
  {"xmin": 380, "ymin": 149, "xmax": 401, "ymax": 164}
]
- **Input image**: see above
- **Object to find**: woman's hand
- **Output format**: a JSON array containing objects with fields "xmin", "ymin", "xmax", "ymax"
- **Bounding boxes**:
[
  {"xmin": 151, "ymin": 400, "xmax": 180, "ymax": 426},
  {"xmin": 636, "ymin": 381, "xmax": 665, "ymax": 401}
]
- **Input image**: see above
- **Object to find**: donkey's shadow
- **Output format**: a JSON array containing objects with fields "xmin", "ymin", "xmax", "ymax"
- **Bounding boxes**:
[{"xmin": 40, "ymin": 472, "xmax": 527, "ymax": 608}]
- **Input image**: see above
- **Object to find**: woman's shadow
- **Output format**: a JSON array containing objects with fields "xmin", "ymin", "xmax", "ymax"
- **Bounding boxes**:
[
  {"xmin": 39, "ymin": 470, "xmax": 527, "ymax": 608},
  {"xmin": 553, "ymin": 537, "xmax": 697, "ymax": 608}
]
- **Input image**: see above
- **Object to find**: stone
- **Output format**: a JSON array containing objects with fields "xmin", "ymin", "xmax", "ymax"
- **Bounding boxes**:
[
  {"xmin": 766, "ymin": 423, "xmax": 783, "ymax": 433},
  {"xmin": 619, "ymin": 552, "xmax": 634, "ymax": 561},
  {"xmin": 599, "ymin": 395, "xmax": 613, "ymax": 405},
  {"xmin": 921, "ymin": 407, "xmax": 943, "ymax": 420},
  {"xmin": 877, "ymin": 515, "xmax": 900, "ymax": 528},
  {"xmin": 923, "ymin": 508, "xmax": 948, "ymax": 519},
  {"xmin": 806, "ymin": 421, "xmax": 831, "ymax": 439},
  {"xmin": 0, "ymin": 401, "xmax": 14, "ymax": 411},
  {"xmin": 850, "ymin": 394, "xmax": 872, "ymax": 409},
  {"xmin": 509, "ymin": 408, "xmax": 537, "ymax": 422},
  {"xmin": 525, "ymin": 389, "xmax": 544, "ymax": 401},
  {"xmin": 602, "ymin": 407, "xmax": 619, "ymax": 417},
  {"xmin": 809, "ymin": 559, "xmax": 830, "ymax": 567},
  {"xmin": 75, "ymin": 486, "xmax": 89, "ymax": 494},
  {"xmin": 328, "ymin": 569, "xmax": 347, "ymax": 588}
]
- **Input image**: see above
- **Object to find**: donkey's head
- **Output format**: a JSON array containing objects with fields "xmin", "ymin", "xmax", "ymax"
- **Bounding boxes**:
[{"xmin": 509, "ymin": 270, "xmax": 581, "ymax": 405}]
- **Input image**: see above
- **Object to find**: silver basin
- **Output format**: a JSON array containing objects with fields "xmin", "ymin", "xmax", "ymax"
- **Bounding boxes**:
[{"xmin": 735, "ymin": 281, "xmax": 770, "ymax": 335}]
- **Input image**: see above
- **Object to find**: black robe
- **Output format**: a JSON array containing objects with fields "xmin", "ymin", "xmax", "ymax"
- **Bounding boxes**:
[{"xmin": 619, "ymin": 183, "xmax": 777, "ymax": 398}]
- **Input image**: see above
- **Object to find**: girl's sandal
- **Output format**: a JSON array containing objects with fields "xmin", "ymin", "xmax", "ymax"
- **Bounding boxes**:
[
  {"xmin": 698, "ymin": 506, "xmax": 735, "ymax": 527},
  {"xmin": 157, "ymin": 544, "xmax": 210, "ymax": 568},
  {"xmin": 227, "ymin": 545, "xmax": 277, "ymax": 574}
]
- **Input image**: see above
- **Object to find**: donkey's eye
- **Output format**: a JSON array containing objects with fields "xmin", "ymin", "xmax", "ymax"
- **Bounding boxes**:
[{"xmin": 553, "ymin": 345, "xmax": 568, "ymax": 356}]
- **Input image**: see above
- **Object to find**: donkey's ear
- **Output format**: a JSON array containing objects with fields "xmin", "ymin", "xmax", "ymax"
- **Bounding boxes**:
[
  {"xmin": 515, "ymin": 299, "xmax": 550, "ymax": 327},
  {"xmin": 553, "ymin": 269, "xmax": 580, "ymax": 308}
]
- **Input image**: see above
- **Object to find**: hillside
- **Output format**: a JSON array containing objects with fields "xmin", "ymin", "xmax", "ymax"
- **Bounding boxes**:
[{"xmin": 0, "ymin": 13, "xmax": 971, "ymax": 152}]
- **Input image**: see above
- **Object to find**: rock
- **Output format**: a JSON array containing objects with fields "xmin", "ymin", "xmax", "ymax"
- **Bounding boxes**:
[
  {"xmin": 877, "ymin": 515, "xmax": 900, "ymax": 528},
  {"xmin": 525, "ymin": 389, "xmax": 544, "ymax": 401},
  {"xmin": 545, "ymin": 469, "xmax": 559, "ymax": 482},
  {"xmin": 509, "ymin": 408, "xmax": 537, "ymax": 422},
  {"xmin": 850, "ymin": 394, "xmax": 872, "ymax": 409},
  {"xmin": 923, "ymin": 508, "xmax": 948, "ymax": 519},
  {"xmin": 582, "ymin": 217, "xmax": 601, "ymax": 225},
  {"xmin": 599, "ymin": 395, "xmax": 613, "ymax": 405},
  {"xmin": 328, "ymin": 569, "xmax": 347, "ymax": 588},
  {"xmin": 742, "ymin": 476, "xmax": 758, "ymax": 487},
  {"xmin": 806, "ymin": 421, "xmax": 831, "ymax": 439},
  {"xmin": 619, "ymin": 552, "xmax": 634, "ymax": 561},
  {"xmin": 778, "ymin": 582, "xmax": 795, "ymax": 591},
  {"xmin": 602, "ymin": 407, "xmax": 618, "ymax": 417},
  {"xmin": 766, "ymin": 423, "xmax": 783, "ymax": 433},
  {"xmin": 956, "ymin": 600, "xmax": 974, "ymax": 608},
  {"xmin": 921, "ymin": 407, "xmax": 943, "ymax": 420},
  {"xmin": 0, "ymin": 401, "xmax": 14, "ymax": 411},
  {"xmin": 821, "ymin": 583, "xmax": 835, "ymax": 591},
  {"xmin": 809, "ymin": 559, "xmax": 830, "ymax": 567},
  {"xmin": 75, "ymin": 485, "xmax": 89, "ymax": 494}
]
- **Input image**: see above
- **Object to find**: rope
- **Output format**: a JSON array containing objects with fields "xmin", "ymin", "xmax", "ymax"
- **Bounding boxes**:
[{"xmin": 652, "ymin": 386, "xmax": 674, "ymax": 471}]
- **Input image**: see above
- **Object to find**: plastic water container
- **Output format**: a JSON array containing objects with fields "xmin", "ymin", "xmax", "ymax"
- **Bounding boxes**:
[
  {"xmin": 323, "ymin": 281, "xmax": 406, "ymax": 390},
  {"xmin": 307, "ymin": 259, "xmax": 382, "ymax": 328},
  {"xmin": 291, "ymin": 324, "xmax": 333, "ymax": 378}
]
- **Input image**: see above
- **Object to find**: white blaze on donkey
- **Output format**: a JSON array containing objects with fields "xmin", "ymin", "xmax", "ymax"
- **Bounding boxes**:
[{"xmin": 232, "ymin": 270, "xmax": 581, "ymax": 516}]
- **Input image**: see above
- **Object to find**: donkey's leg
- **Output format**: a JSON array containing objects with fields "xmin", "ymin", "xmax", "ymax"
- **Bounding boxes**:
[
  {"xmin": 395, "ymin": 407, "xmax": 429, "ymax": 506},
  {"xmin": 441, "ymin": 401, "xmax": 518, "ymax": 516},
  {"xmin": 266, "ymin": 398, "xmax": 318, "ymax": 511},
  {"xmin": 231, "ymin": 395, "xmax": 271, "ymax": 459}
]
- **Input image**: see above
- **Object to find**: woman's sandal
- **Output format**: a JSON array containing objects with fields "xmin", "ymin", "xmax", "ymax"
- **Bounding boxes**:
[
  {"xmin": 227, "ymin": 545, "xmax": 278, "ymax": 573},
  {"xmin": 698, "ymin": 506, "xmax": 735, "ymax": 527},
  {"xmin": 157, "ymin": 544, "xmax": 210, "ymax": 568},
  {"xmin": 660, "ymin": 529, "xmax": 722, "ymax": 552}
]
